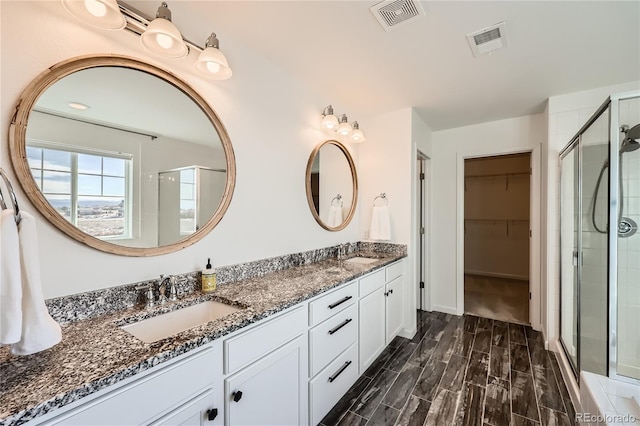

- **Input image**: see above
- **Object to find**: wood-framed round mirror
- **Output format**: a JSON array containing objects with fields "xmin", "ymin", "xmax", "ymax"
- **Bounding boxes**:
[
  {"xmin": 9, "ymin": 55, "xmax": 236, "ymax": 256},
  {"xmin": 305, "ymin": 140, "xmax": 358, "ymax": 231}
]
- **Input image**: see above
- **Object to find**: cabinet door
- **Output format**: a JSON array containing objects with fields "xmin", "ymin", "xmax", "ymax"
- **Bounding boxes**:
[
  {"xmin": 225, "ymin": 337, "xmax": 306, "ymax": 426},
  {"xmin": 152, "ymin": 389, "xmax": 219, "ymax": 426},
  {"xmin": 385, "ymin": 276, "xmax": 404, "ymax": 343},
  {"xmin": 358, "ymin": 287, "xmax": 386, "ymax": 372}
]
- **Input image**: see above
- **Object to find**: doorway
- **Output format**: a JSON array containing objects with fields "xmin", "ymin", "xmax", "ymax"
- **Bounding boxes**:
[
  {"xmin": 416, "ymin": 153, "xmax": 429, "ymax": 311},
  {"xmin": 463, "ymin": 153, "xmax": 531, "ymax": 324}
]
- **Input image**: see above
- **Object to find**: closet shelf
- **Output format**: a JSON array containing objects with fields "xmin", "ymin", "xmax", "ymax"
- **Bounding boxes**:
[{"xmin": 464, "ymin": 172, "xmax": 530, "ymax": 179}]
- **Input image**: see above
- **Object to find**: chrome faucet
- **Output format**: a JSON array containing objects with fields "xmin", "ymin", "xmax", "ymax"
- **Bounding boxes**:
[
  {"xmin": 337, "ymin": 243, "xmax": 348, "ymax": 260},
  {"xmin": 158, "ymin": 274, "xmax": 178, "ymax": 304},
  {"xmin": 135, "ymin": 284, "xmax": 155, "ymax": 309}
]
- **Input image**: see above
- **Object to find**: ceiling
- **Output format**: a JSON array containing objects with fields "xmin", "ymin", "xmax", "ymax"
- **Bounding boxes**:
[{"xmin": 127, "ymin": 0, "xmax": 640, "ymax": 131}]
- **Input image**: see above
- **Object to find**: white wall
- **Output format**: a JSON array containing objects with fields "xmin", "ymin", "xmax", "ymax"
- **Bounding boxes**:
[
  {"xmin": 0, "ymin": 1, "xmax": 365, "ymax": 298},
  {"xmin": 431, "ymin": 114, "xmax": 545, "ymax": 315},
  {"xmin": 358, "ymin": 107, "xmax": 431, "ymax": 336}
]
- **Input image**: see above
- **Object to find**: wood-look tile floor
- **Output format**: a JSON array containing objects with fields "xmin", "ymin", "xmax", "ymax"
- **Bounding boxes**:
[{"xmin": 321, "ymin": 311, "xmax": 576, "ymax": 426}]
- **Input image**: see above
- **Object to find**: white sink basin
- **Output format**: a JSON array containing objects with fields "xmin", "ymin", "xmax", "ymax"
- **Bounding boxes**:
[
  {"xmin": 344, "ymin": 257, "xmax": 379, "ymax": 264},
  {"xmin": 121, "ymin": 300, "xmax": 240, "ymax": 343}
]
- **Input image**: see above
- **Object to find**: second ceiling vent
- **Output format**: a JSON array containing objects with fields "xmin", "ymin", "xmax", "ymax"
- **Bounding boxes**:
[
  {"xmin": 466, "ymin": 21, "xmax": 509, "ymax": 57},
  {"xmin": 370, "ymin": 0, "xmax": 426, "ymax": 32}
]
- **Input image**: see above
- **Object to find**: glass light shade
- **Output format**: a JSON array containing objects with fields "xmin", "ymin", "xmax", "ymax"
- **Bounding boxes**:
[
  {"xmin": 62, "ymin": 0, "xmax": 126, "ymax": 30},
  {"xmin": 321, "ymin": 114, "xmax": 339, "ymax": 131},
  {"xmin": 140, "ymin": 17, "xmax": 188, "ymax": 58},
  {"xmin": 195, "ymin": 47, "xmax": 232, "ymax": 80},
  {"xmin": 337, "ymin": 121, "xmax": 353, "ymax": 137},
  {"xmin": 350, "ymin": 128, "xmax": 366, "ymax": 143}
]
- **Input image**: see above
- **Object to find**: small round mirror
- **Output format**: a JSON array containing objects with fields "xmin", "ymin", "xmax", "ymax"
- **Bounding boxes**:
[{"xmin": 305, "ymin": 140, "xmax": 358, "ymax": 231}]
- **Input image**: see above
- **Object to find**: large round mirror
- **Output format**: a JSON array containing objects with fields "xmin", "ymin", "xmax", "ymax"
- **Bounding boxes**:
[
  {"xmin": 9, "ymin": 55, "xmax": 235, "ymax": 256},
  {"xmin": 305, "ymin": 140, "xmax": 357, "ymax": 231}
]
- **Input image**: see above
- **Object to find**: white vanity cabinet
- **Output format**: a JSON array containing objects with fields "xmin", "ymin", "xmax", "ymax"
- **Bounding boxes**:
[
  {"xmin": 358, "ymin": 260, "xmax": 405, "ymax": 372},
  {"xmin": 41, "ymin": 344, "xmax": 222, "ymax": 426},
  {"xmin": 307, "ymin": 282, "xmax": 359, "ymax": 426},
  {"xmin": 222, "ymin": 307, "xmax": 308, "ymax": 426}
]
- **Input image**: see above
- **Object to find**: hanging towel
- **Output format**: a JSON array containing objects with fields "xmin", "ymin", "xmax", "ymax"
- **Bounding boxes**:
[
  {"xmin": 327, "ymin": 205, "xmax": 344, "ymax": 227},
  {"xmin": 1, "ymin": 209, "xmax": 22, "ymax": 344},
  {"xmin": 10, "ymin": 211, "xmax": 61, "ymax": 356},
  {"xmin": 369, "ymin": 205, "xmax": 391, "ymax": 241}
]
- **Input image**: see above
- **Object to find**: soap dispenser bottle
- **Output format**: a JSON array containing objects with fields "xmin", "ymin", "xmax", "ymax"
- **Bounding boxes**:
[{"xmin": 202, "ymin": 258, "xmax": 217, "ymax": 293}]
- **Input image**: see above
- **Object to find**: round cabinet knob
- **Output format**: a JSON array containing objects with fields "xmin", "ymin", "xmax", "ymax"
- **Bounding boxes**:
[
  {"xmin": 232, "ymin": 390, "xmax": 243, "ymax": 402},
  {"xmin": 389, "ymin": 289, "xmax": 394, "ymax": 294}
]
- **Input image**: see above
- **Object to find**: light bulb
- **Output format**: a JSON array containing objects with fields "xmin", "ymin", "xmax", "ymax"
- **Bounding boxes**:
[
  {"xmin": 206, "ymin": 61, "xmax": 221, "ymax": 73},
  {"xmin": 84, "ymin": 0, "xmax": 107, "ymax": 17},
  {"xmin": 337, "ymin": 114, "xmax": 352, "ymax": 136},
  {"xmin": 155, "ymin": 32, "xmax": 174, "ymax": 49},
  {"xmin": 322, "ymin": 115, "xmax": 339, "ymax": 130},
  {"xmin": 350, "ymin": 121, "xmax": 365, "ymax": 143}
]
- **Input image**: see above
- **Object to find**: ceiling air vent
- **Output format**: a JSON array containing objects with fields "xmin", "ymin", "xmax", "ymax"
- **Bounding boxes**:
[
  {"xmin": 466, "ymin": 21, "xmax": 509, "ymax": 57},
  {"xmin": 370, "ymin": 0, "xmax": 426, "ymax": 32}
]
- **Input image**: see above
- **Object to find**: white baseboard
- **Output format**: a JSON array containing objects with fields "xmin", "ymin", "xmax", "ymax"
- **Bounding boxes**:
[
  {"xmin": 432, "ymin": 305, "xmax": 458, "ymax": 315},
  {"xmin": 464, "ymin": 270, "xmax": 528, "ymax": 281},
  {"xmin": 550, "ymin": 338, "xmax": 583, "ymax": 414},
  {"xmin": 399, "ymin": 326, "xmax": 417, "ymax": 340}
]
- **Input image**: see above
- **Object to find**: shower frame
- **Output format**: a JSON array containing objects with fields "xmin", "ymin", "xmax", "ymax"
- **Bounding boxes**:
[{"xmin": 558, "ymin": 90, "xmax": 640, "ymax": 385}]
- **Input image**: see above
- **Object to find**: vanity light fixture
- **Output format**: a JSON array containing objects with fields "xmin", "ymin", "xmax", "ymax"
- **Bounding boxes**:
[
  {"xmin": 60, "ymin": 0, "xmax": 233, "ymax": 79},
  {"xmin": 62, "ymin": 0, "xmax": 126, "ymax": 30},
  {"xmin": 336, "ymin": 114, "xmax": 353, "ymax": 137},
  {"xmin": 194, "ymin": 33, "xmax": 232, "ymax": 80},
  {"xmin": 350, "ymin": 121, "xmax": 366, "ymax": 143},
  {"xmin": 321, "ymin": 105, "xmax": 339, "ymax": 131},
  {"xmin": 320, "ymin": 107, "xmax": 366, "ymax": 143},
  {"xmin": 140, "ymin": 2, "xmax": 188, "ymax": 59}
]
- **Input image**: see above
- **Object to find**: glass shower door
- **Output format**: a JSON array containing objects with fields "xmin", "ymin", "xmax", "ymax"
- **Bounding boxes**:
[{"xmin": 560, "ymin": 143, "xmax": 579, "ymax": 373}]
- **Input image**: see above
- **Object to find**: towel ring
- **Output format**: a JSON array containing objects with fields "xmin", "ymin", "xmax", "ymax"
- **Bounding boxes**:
[
  {"xmin": 0, "ymin": 167, "xmax": 21, "ymax": 225},
  {"xmin": 331, "ymin": 194, "xmax": 343, "ymax": 207},
  {"xmin": 373, "ymin": 193, "xmax": 388, "ymax": 206}
]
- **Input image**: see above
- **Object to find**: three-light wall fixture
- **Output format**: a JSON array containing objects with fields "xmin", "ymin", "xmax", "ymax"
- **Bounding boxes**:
[
  {"xmin": 61, "ymin": 0, "xmax": 232, "ymax": 80},
  {"xmin": 321, "ymin": 105, "xmax": 366, "ymax": 143}
]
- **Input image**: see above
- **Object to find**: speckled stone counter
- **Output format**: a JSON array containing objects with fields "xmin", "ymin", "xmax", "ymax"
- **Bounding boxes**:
[{"xmin": 0, "ymin": 250, "xmax": 405, "ymax": 426}]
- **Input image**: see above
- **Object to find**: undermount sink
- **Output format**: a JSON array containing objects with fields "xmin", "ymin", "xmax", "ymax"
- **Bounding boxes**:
[
  {"xmin": 344, "ymin": 257, "xmax": 379, "ymax": 264},
  {"xmin": 121, "ymin": 300, "xmax": 240, "ymax": 343}
]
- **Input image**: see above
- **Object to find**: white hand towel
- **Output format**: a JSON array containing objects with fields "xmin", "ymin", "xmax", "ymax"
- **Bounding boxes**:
[
  {"xmin": 327, "ymin": 205, "xmax": 344, "ymax": 227},
  {"xmin": 1, "ymin": 209, "xmax": 22, "ymax": 344},
  {"xmin": 369, "ymin": 205, "xmax": 391, "ymax": 241},
  {"xmin": 10, "ymin": 211, "xmax": 62, "ymax": 356}
]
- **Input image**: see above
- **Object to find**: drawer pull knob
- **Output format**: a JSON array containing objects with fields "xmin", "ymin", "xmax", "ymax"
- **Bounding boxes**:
[
  {"xmin": 328, "ymin": 361, "xmax": 352, "ymax": 383},
  {"xmin": 232, "ymin": 390, "xmax": 243, "ymax": 402},
  {"xmin": 207, "ymin": 408, "xmax": 218, "ymax": 421},
  {"xmin": 328, "ymin": 318, "xmax": 353, "ymax": 335},
  {"xmin": 328, "ymin": 296, "xmax": 352, "ymax": 309}
]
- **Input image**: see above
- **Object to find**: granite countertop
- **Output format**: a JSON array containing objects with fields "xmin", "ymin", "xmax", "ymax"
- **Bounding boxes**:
[{"xmin": 0, "ymin": 251, "xmax": 405, "ymax": 426}]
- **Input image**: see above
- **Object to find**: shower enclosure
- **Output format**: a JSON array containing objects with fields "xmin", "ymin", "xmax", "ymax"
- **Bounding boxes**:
[{"xmin": 559, "ymin": 91, "xmax": 639, "ymax": 384}]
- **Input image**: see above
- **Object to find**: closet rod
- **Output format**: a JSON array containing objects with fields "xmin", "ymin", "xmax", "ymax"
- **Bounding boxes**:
[{"xmin": 464, "ymin": 172, "xmax": 529, "ymax": 179}]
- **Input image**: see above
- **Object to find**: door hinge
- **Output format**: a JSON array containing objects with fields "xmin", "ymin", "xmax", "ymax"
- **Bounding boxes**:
[
  {"xmin": 420, "ymin": 227, "xmax": 425, "ymax": 235},
  {"xmin": 420, "ymin": 173, "xmax": 425, "ymax": 180},
  {"xmin": 419, "ymin": 281, "xmax": 425, "ymax": 289},
  {"xmin": 529, "ymin": 230, "xmax": 532, "ymax": 237},
  {"xmin": 529, "ymin": 292, "xmax": 532, "ymax": 300}
]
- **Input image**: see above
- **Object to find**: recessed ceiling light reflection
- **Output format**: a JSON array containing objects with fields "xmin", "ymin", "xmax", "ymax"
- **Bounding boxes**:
[{"xmin": 68, "ymin": 102, "xmax": 91, "ymax": 110}]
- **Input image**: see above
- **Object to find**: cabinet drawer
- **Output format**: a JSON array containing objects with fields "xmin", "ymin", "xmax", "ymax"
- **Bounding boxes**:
[
  {"xmin": 308, "ymin": 281, "xmax": 357, "ymax": 327},
  {"xmin": 359, "ymin": 269, "xmax": 385, "ymax": 298},
  {"xmin": 224, "ymin": 306, "xmax": 305, "ymax": 374},
  {"xmin": 49, "ymin": 348, "xmax": 216, "ymax": 425},
  {"xmin": 309, "ymin": 304, "xmax": 358, "ymax": 377},
  {"xmin": 386, "ymin": 260, "xmax": 404, "ymax": 282},
  {"xmin": 309, "ymin": 343, "xmax": 359, "ymax": 426}
]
